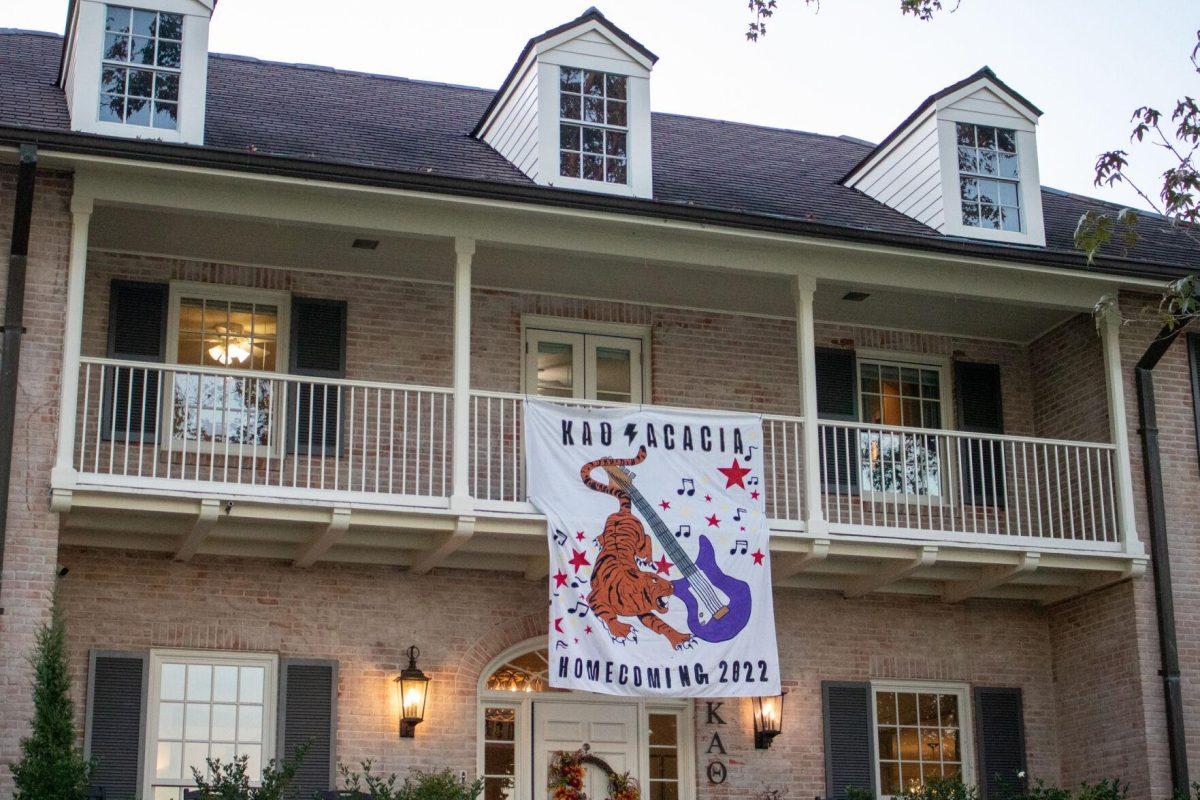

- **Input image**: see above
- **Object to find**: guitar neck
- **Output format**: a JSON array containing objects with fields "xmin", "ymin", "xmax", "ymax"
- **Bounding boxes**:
[{"xmin": 625, "ymin": 485, "xmax": 698, "ymax": 574}]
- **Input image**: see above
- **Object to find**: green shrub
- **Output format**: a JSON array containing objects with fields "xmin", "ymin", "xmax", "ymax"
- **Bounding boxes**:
[
  {"xmin": 337, "ymin": 763, "xmax": 484, "ymax": 800},
  {"xmin": 188, "ymin": 742, "xmax": 308, "ymax": 800},
  {"xmin": 897, "ymin": 776, "xmax": 978, "ymax": 800}
]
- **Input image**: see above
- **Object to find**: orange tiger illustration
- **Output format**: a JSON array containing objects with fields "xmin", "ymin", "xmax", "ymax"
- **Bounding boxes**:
[{"xmin": 580, "ymin": 447, "xmax": 693, "ymax": 650}]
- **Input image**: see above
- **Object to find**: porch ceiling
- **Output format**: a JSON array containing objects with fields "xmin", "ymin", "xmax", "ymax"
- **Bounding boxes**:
[{"xmin": 90, "ymin": 204, "xmax": 1076, "ymax": 343}]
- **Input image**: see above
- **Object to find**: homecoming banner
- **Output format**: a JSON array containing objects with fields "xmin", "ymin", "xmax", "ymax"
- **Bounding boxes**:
[{"xmin": 525, "ymin": 399, "xmax": 780, "ymax": 697}]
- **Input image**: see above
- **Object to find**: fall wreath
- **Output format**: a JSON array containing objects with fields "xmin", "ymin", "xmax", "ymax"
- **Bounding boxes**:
[{"xmin": 548, "ymin": 745, "xmax": 640, "ymax": 800}]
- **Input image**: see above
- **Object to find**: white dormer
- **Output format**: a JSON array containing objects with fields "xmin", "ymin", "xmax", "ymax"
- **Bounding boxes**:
[
  {"xmin": 844, "ymin": 68, "xmax": 1046, "ymax": 247},
  {"xmin": 59, "ymin": 0, "xmax": 214, "ymax": 145},
  {"xmin": 473, "ymin": 8, "xmax": 657, "ymax": 199}
]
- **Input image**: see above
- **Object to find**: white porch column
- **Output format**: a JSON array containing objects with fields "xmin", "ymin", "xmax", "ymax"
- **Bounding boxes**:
[
  {"xmin": 1101, "ymin": 311, "xmax": 1143, "ymax": 555},
  {"xmin": 51, "ymin": 195, "xmax": 93, "ymax": 489},
  {"xmin": 450, "ymin": 237, "xmax": 475, "ymax": 513},
  {"xmin": 794, "ymin": 274, "xmax": 827, "ymax": 535}
]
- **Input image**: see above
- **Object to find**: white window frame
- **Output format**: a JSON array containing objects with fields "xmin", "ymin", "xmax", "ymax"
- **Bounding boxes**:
[
  {"xmin": 475, "ymin": 639, "xmax": 694, "ymax": 800},
  {"xmin": 557, "ymin": 66, "xmax": 630, "ymax": 187},
  {"xmin": 162, "ymin": 282, "xmax": 292, "ymax": 456},
  {"xmin": 98, "ymin": 4, "xmax": 185, "ymax": 132},
  {"xmin": 870, "ymin": 680, "xmax": 975, "ymax": 799},
  {"xmin": 521, "ymin": 316, "xmax": 650, "ymax": 404},
  {"xmin": 855, "ymin": 351, "xmax": 952, "ymax": 503},
  {"xmin": 954, "ymin": 122, "xmax": 1021, "ymax": 234},
  {"xmin": 142, "ymin": 649, "xmax": 279, "ymax": 800}
]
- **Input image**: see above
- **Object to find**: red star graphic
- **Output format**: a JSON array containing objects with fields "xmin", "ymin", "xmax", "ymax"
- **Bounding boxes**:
[
  {"xmin": 704, "ymin": 494, "xmax": 712, "ymax": 503},
  {"xmin": 585, "ymin": 625, "xmax": 593, "ymax": 634},
  {"xmin": 574, "ymin": 638, "xmax": 579, "ymax": 644},
  {"xmin": 750, "ymin": 490, "xmax": 760, "ymax": 500},
  {"xmin": 740, "ymin": 526, "xmax": 746, "ymax": 532},
  {"xmin": 751, "ymin": 549, "xmax": 765, "ymax": 565},
  {"xmin": 552, "ymin": 571, "xmax": 569, "ymax": 588},
  {"xmin": 653, "ymin": 555, "xmax": 673, "ymax": 576},
  {"xmin": 575, "ymin": 530, "xmax": 586, "ymax": 541},
  {"xmin": 568, "ymin": 549, "xmax": 591, "ymax": 573},
  {"xmin": 706, "ymin": 514, "xmax": 720, "ymax": 527},
  {"xmin": 718, "ymin": 459, "xmax": 753, "ymax": 489},
  {"xmin": 659, "ymin": 499, "xmax": 671, "ymax": 510},
  {"xmin": 554, "ymin": 617, "xmax": 564, "ymax": 633}
]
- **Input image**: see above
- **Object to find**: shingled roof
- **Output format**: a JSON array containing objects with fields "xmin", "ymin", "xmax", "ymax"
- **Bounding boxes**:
[{"xmin": 0, "ymin": 28, "xmax": 1195, "ymax": 277}]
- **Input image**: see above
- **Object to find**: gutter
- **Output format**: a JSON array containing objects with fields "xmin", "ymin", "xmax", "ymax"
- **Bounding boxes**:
[
  {"xmin": 0, "ymin": 143, "xmax": 37, "ymax": 615},
  {"xmin": 1134, "ymin": 316, "xmax": 1193, "ymax": 796},
  {"xmin": 0, "ymin": 124, "xmax": 1190, "ymax": 283}
]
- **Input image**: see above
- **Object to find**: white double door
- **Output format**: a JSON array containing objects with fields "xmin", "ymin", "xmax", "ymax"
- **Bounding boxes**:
[{"xmin": 532, "ymin": 700, "xmax": 640, "ymax": 800}]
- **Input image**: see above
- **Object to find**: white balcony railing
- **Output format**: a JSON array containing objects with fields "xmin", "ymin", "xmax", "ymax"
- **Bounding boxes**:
[
  {"xmin": 818, "ymin": 420, "xmax": 1120, "ymax": 546},
  {"xmin": 68, "ymin": 359, "xmax": 1123, "ymax": 550},
  {"xmin": 73, "ymin": 357, "xmax": 452, "ymax": 503}
]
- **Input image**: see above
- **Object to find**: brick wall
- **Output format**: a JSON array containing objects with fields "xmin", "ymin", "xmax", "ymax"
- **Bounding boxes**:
[
  {"xmin": 55, "ymin": 546, "xmax": 1062, "ymax": 798},
  {"xmin": 0, "ymin": 165, "xmax": 74, "ymax": 793},
  {"xmin": 1028, "ymin": 314, "xmax": 1110, "ymax": 443}
]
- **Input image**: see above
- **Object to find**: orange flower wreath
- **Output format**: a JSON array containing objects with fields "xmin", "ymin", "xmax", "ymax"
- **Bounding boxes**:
[{"xmin": 548, "ymin": 746, "xmax": 640, "ymax": 800}]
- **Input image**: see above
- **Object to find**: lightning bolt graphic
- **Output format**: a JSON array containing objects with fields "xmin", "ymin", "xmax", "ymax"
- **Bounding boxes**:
[{"xmin": 624, "ymin": 423, "xmax": 638, "ymax": 446}]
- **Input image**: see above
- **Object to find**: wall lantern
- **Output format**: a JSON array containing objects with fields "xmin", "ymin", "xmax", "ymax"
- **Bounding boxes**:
[
  {"xmin": 752, "ymin": 691, "xmax": 786, "ymax": 749},
  {"xmin": 394, "ymin": 645, "xmax": 430, "ymax": 738}
]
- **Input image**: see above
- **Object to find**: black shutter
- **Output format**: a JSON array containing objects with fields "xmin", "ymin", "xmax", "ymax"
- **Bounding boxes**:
[
  {"xmin": 289, "ymin": 298, "xmax": 347, "ymax": 456},
  {"xmin": 278, "ymin": 659, "xmax": 338, "ymax": 796},
  {"xmin": 104, "ymin": 281, "xmax": 167, "ymax": 442},
  {"xmin": 954, "ymin": 361, "xmax": 1005, "ymax": 506},
  {"xmin": 822, "ymin": 681, "xmax": 874, "ymax": 800},
  {"xmin": 816, "ymin": 347, "xmax": 859, "ymax": 494},
  {"xmin": 85, "ymin": 651, "xmax": 148, "ymax": 800},
  {"xmin": 1188, "ymin": 333, "xmax": 1200, "ymax": 467},
  {"xmin": 974, "ymin": 687, "xmax": 1027, "ymax": 799}
]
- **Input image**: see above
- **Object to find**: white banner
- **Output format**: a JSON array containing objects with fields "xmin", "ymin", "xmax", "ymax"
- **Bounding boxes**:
[{"xmin": 525, "ymin": 399, "xmax": 780, "ymax": 697}]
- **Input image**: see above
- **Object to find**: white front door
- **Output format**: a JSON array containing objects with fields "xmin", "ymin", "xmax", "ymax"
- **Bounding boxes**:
[{"xmin": 532, "ymin": 700, "xmax": 640, "ymax": 800}]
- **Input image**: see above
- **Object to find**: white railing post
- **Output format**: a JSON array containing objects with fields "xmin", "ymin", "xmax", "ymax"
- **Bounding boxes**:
[
  {"xmin": 450, "ymin": 237, "xmax": 475, "ymax": 513},
  {"xmin": 51, "ymin": 194, "xmax": 92, "ymax": 489},
  {"xmin": 1101, "ymin": 311, "xmax": 1143, "ymax": 555},
  {"xmin": 794, "ymin": 274, "xmax": 827, "ymax": 535}
]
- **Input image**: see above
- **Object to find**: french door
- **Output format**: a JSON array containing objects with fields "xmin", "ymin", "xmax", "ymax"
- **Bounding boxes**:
[
  {"xmin": 532, "ymin": 701, "xmax": 640, "ymax": 800},
  {"xmin": 525, "ymin": 329, "xmax": 643, "ymax": 404}
]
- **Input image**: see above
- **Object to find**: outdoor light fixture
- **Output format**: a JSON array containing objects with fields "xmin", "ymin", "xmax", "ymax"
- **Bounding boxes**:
[
  {"xmin": 752, "ymin": 690, "xmax": 786, "ymax": 749},
  {"xmin": 394, "ymin": 645, "xmax": 430, "ymax": 738}
]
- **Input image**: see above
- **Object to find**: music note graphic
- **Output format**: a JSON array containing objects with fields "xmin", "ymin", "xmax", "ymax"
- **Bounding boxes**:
[
  {"xmin": 570, "ymin": 574, "xmax": 589, "ymax": 589},
  {"xmin": 553, "ymin": 529, "xmax": 568, "ymax": 546},
  {"xmin": 733, "ymin": 508, "xmax": 747, "ymax": 521},
  {"xmin": 676, "ymin": 477, "xmax": 696, "ymax": 496},
  {"xmin": 569, "ymin": 600, "xmax": 590, "ymax": 618},
  {"xmin": 555, "ymin": 640, "xmax": 569, "ymax": 650},
  {"xmin": 674, "ymin": 524, "xmax": 691, "ymax": 539},
  {"xmin": 729, "ymin": 539, "xmax": 749, "ymax": 555},
  {"xmin": 743, "ymin": 446, "xmax": 758, "ymax": 462},
  {"xmin": 748, "ymin": 476, "xmax": 760, "ymax": 486}
]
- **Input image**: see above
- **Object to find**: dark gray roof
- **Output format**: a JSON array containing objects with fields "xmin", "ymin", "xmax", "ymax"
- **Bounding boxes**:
[{"xmin": 1, "ymin": 28, "xmax": 1196, "ymax": 275}]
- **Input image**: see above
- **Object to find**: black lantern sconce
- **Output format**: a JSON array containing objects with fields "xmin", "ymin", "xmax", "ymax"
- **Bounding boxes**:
[
  {"xmin": 394, "ymin": 645, "xmax": 430, "ymax": 738},
  {"xmin": 752, "ymin": 690, "xmax": 786, "ymax": 749}
]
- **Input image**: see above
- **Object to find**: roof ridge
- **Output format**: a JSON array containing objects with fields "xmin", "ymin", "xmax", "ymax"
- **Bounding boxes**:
[{"xmin": 0, "ymin": 28, "xmax": 61, "ymax": 38}]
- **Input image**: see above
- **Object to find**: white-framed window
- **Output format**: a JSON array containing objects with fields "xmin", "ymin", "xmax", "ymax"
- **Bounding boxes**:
[
  {"xmin": 99, "ymin": 5, "xmax": 183, "ymax": 130},
  {"xmin": 646, "ymin": 708, "xmax": 684, "ymax": 800},
  {"xmin": 523, "ymin": 318, "xmax": 647, "ymax": 404},
  {"xmin": 559, "ymin": 67, "xmax": 629, "ymax": 185},
  {"xmin": 164, "ymin": 282, "xmax": 290, "ymax": 450},
  {"xmin": 872, "ymin": 681, "xmax": 973, "ymax": 798},
  {"xmin": 144, "ymin": 650, "xmax": 278, "ymax": 800},
  {"xmin": 956, "ymin": 122, "xmax": 1021, "ymax": 232},
  {"xmin": 857, "ymin": 356, "xmax": 948, "ymax": 497}
]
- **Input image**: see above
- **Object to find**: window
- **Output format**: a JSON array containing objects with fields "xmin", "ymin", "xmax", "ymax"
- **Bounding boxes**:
[
  {"xmin": 648, "ymin": 712, "xmax": 681, "ymax": 800},
  {"xmin": 144, "ymin": 650, "xmax": 277, "ymax": 800},
  {"xmin": 482, "ymin": 706, "xmax": 517, "ymax": 800},
  {"xmin": 873, "ymin": 683, "xmax": 971, "ymax": 798},
  {"xmin": 957, "ymin": 122, "xmax": 1021, "ymax": 232},
  {"xmin": 99, "ymin": 5, "xmax": 183, "ymax": 130},
  {"xmin": 559, "ymin": 67, "xmax": 628, "ymax": 184},
  {"xmin": 858, "ymin": 358, "xmax": 946, "ymax": 496},
  {"xmin": 167, "ymin": 284, "xmax": 289, "ymax": 448},
  {"xmin": 525, "ymin": 325, "xmax": 645, "ymax": 404}
]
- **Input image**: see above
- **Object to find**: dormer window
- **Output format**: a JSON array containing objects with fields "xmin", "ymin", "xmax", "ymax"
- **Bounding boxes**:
[
  {"xmin": 956, "ymin": 123, "xmax": 1020, "ymax": 232},
  {"xmin": 98, "ymin": 5, "xmax": 182, "ymax": 130},
  {"xmin": 559, "ymin": 67, "xmax": 628, "ymax": 184}
]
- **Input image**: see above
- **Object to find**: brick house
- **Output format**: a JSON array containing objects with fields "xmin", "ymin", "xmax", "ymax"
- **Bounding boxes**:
[{"xmin": 0, "ymin": 4, "xmax": 1198, "ymax": 799}]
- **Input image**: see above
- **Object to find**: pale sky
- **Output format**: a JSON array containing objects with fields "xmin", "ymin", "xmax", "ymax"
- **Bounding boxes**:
[{"xmin": 3, "ymin": 0, "xmax": 1195, "ymax": 212}]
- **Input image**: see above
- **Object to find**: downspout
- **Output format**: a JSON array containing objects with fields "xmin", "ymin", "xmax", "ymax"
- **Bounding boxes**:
[
  {"xmin": 1134, "ymin": 316, "xmax": 1193, "ymax": 796},
  {"xmin": 0, "ymin": 143, "xmax": 37, "ymax": 616}
]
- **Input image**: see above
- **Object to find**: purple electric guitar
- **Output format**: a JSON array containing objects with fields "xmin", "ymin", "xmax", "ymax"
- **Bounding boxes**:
[{"xmin": 604, "ymin": 465, "xmax": 752, "ymax": 643}]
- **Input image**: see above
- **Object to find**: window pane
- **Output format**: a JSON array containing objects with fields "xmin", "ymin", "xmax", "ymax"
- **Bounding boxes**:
[
  {"xmin": 213, "ymin": 666, "xmax": 237, "ymax": 702},
  {"xmin": 158, "ymin": 13, "xmax": 183, "ymax": 40},
  {"xmin": 100, "ymin": 66, "xmax": 126, "ymax": 95},
  {"xmin": 961, "ymin": 203, "xmax": 980, "ymax": 227},
  {"xmin": 484, "ymin": 777, "xmax": 512, "ymax": 800},
  {"xmin": 560, "ymin": 94, "xmax": 581, "ymax": 121},
  {"xmin": 125, "ymin": 97, "xmax": 151, "ymax": 126},
  {"xmin": 606, "ymin": 100, "xmax": 627, "ymax": 127},
  {"xmin": 209, "ymin": 742, "xmax": 235, "ymax": 767},
  {"xmin": 239, "ymin": 667, "xmax": 265, "ymax": 703},
  {"xmin": 537, "ymin": 341, "xmax": 574, "ymax": 397},
  {"xmin": 897, "ymin": 693, "xmax": 917, "ymax": 725},
  {"xmin": 649, "ymin": 784, "xmax": 678, "ymax": 800},
  {"xmin": 132, "ymin": 9, "xmax": 157, "ymax": 37},
  {"xmin": 184, "ymin": 703, "xmax": 210, "ymax": 740},
  {"xmin": 605, "ymin": 131, "xmax": 627, "ymax": 158},
  {"xmin": 878, "ymin": 727, "xmax": 898, "ymax": 759},
  {"xmin": 977, "ymin": 150, "xmax": 998, "ymax": 175},
  {"xmin": 582, "ymin": 127, "xmax": 603, "ymax": 154},
  {"xmin": 605, "ymin": 158, "xmax": 627, "ymax": 185},
  {"xmin": 918, "ymin": 693, "xmax": 939, "ymax": 725},
  {"xmin": 187, "ymin": 665, "xmax": 212, "ymax": 701},
  {"xmin": 649, "ymin": 747, "xmax": 677, "ymax": 779},
  {"xmin": 959, "ymin": 177, "xmax": 978, "ymax": 202},
  {"xmin": 485, "ymin": 707, "xmax": 516, "ymax": 741},
  {"xmin": 955, "ymin": 122, "xmax": 974, "ymax": 147},
  {"xmin": 183, "ymin": 740, "xmax": 209, "ymax": 778},
  {"xmin": 997, "ymin": 181, "xmax": 1019, "ymax": 207},
  {"xmin": 559, "ymin": 151, "xmax": 581, "ymax": 178},
  {"xmin": 1001, "ymin": 206, "xmax": 1021, "ymax": 232},
  {"xmin": 901, "ymin": 398, "xmax": 921, "ymax": 427},
  {"xmin": 127, "ymin": 67, "xmax": 154, "ymax": 97},
  {"xmin": 939, "ymin": 695, "xmax": 959, "ymax": 725},
  {"xmin": 484, "ymin": 742, "xmax": 514, "ymax": 775},
  {"xmin": 583, "ymin": 96, "xmax": 604, "ymax": 123},
  {"xmin": 605, "ymin": 74, "xmax": 627, "ymax": 100},
  {"xmin": 161, "ymin": 664, "xmax": 186, "ymax": 701},
  {"xmin": 997, "ymin": 128, "xmax": 1017, "ymax": 153},
  {"xmin": 158, "ymin": 702, "xmax": 184, "ymax": 739},
  {"xmin": 242, "ymin": 744, "xmax": 262, "ymax": 781},
  {"xmin": 156, "ymin": 740, "xmax": 182, "ymax": 779},
  {"xmin": 583, "ymin": 155, "xmax": 604, "ymax": 182},
  {"xmin": 649, "ymin": 713, "xmax": 678, "ymax": 746},
  {"xmin": 879, "ymin": 762, "xmax": 900, "ymax": 796},
  {"xmin": 238, "ymin": 704, "xmax": 263, "ymax": 742},
  {"xmin": 977, "ymin": 126, "xmax": 996, "ymax": 150},
  {"xmin": 941, "ymin": 727, "xmax": 959, "ymax": 760},
  {"xmin": 980, "ymin": 203, "xmax": 1002, "ymax": 229},
  {"xmin": 157, "ymin": 41, "xmax": 182, "ymax": 69},
  {"xmin": 583, "ymin": 71, "xmax": 604, "ymax": 96},
  {"xmin": 957, "ymin": 147, "xmax": 976, "ymax": 173},
  {"xmin": 560, "ymin": 67, "xmax": 582, "ymax": 92},
  {"xmin": 211, "ymin": 704, "xmax": 236, "ymax": 742},
  {"xmin": 560, "ymin": 124, "xmax": 581, "ymax": 151},
  {"xmin": 103, "ymin": 33, "xmax": 129, "ymax": 61},
  {"xmin": 131, "ymin": 36, "xmax": 156, "ymax": 65},
  {"xmin": 999, "ymin": 153, "xmax": 1019, "ymax": 180},
  {"xmin": 99, "ymin": 94, "xmax": 125, "ymax": 123},
  {"xmin": 595, "ymin": 347, "xmax": 632, "ymax": 401},
  {"xmin": 155, "ymin": 73, "xmax": 179, "ymax": 101}
]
